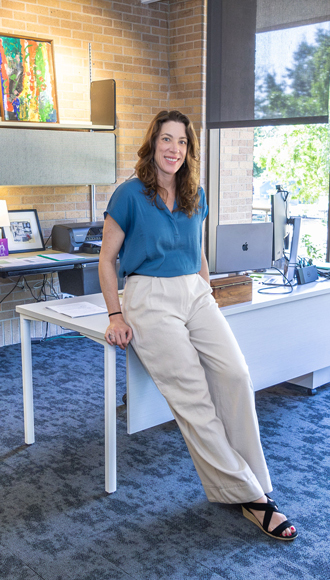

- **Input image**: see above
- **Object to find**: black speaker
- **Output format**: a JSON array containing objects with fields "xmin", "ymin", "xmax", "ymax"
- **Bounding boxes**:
[
  {"xmin": 58, "ymin": 262, "xmax": 101, "ymax": 296},
  {"xmin": 58, "ymin": 260, "xmax": 124, "ymax": 296}
]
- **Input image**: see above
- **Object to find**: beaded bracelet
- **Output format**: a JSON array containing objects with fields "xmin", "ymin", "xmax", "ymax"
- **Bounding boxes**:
[{"xmin": 108, "ymin": 311, "xmax": 122, "ymax": 318}]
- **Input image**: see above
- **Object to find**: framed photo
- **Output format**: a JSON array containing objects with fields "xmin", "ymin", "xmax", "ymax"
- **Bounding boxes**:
[
  {"xmin": 0, "ymin": 33, "xmax": 59, "ymax": 123},
  {"xmin": 3, "ymin": 209, "xmax": 45, "ymax": 253}
]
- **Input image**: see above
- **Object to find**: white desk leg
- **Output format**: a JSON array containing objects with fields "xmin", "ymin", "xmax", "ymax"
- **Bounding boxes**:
[
  {"xmin": 104, "ymin": 343, "xmax": 117, "ymax": 494},
  {"xmin": 20, "ymin": 316, "xmax": 35, "ymax": 444}
]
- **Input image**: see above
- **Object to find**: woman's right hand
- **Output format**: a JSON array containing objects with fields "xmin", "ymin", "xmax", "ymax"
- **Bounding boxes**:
[{"xmin": 104, "ymin": 314, "xmax": 133, "ymax": 350}]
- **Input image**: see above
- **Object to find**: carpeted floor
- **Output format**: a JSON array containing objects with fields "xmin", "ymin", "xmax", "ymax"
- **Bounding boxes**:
[{"xmin": 0, "ymin": 335, "xmax": 329, "ymax": 580}]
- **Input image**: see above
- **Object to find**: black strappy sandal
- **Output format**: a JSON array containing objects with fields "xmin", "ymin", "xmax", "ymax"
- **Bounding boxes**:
[{"xmin": 242, "ymin": 497, "xmax": 298, "ymax": 541}]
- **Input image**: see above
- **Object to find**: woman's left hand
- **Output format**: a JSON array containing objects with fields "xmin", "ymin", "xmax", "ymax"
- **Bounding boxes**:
[{"xmin": 104, "ymin": 315, "xmax": 133, "ymax": 350}]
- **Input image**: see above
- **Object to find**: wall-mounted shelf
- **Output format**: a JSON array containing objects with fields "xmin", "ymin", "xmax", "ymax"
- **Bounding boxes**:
[{"xmin": 0, "ymin": 121, "xmax": 115, "ymax": 131}]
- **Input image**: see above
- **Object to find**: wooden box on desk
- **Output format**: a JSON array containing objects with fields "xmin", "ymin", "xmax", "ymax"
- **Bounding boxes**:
[{"xmin": 210, "ymin": 275, "xmax": 252, "ymax": 307}]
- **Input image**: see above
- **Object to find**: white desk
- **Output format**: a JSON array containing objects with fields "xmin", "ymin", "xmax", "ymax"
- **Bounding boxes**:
[
  {"xmin": 16, "ymin": 279, "xmax": 330, "ymax": 493},
  {"xmin": 126, "ymin": 279, "xmax": 330, "ymax": 432},
  {"xmin": 16, "ymin": 294, "xmax": 117, "ymax": 493},
  {"xmin": 223, "ymin": 278, "xmax": 330, "ymax": 392}
]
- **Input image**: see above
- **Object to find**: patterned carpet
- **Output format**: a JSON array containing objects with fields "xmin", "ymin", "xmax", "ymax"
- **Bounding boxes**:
[{"xmin": 0, "ymin": 335, "xmax": 329, "ymax": 580}]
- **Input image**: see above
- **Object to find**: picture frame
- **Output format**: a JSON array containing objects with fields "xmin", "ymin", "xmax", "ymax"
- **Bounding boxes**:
[
  {"xmin": 0, "ymin": 33, "xmax": 59, "ymax": 123},
  {"xmin": 3, "ymin": 209, "xmax": 45, "ymax": 253}
]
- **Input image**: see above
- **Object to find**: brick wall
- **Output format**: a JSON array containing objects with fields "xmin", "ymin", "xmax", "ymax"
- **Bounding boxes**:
[
  {"xmin": 168, "ymin": 0, "xmax": 207, "ymax": 185},
  {"xmin": 219, "ymin": 128, "xmax": 254, "ymax": 224},
  {"xmin": 0, "ymin": 0, "xmax": 207, "ymax": 345}
]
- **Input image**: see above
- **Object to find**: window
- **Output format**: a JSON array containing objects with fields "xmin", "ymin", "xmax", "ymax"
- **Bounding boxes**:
[
  {"xmin": 206, "ymin": 0, "xmax": 330, "ymax": 267},
  {"xmin": 253, "ymin": 124, "xmax": 329, "ymax": 264}
]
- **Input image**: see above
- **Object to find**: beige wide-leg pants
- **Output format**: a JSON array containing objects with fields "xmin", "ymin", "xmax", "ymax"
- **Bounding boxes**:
[{"xmin": 122, "ymin": 273, "xmax": 272, "ymax": 504}]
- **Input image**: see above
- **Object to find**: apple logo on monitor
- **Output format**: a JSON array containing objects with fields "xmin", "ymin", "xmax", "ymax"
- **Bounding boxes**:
[{"xmin": 242, "ymin": 242, "xmax": 248, "ymax": 252}]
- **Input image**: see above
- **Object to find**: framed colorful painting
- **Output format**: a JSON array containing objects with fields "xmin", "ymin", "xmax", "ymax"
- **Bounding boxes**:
[{"xmin": 0, "ymin": 33, "xmax": 59, "ymax": 123}]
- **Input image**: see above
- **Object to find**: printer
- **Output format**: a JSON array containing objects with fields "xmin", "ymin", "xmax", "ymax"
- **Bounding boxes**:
[
  {"xmin": 51, "ymin": 222, "xmax": 103, "ymax": 253},
  {"xmin": 52, "ymin": 221, "xmax": 125, "ymax": 295}
]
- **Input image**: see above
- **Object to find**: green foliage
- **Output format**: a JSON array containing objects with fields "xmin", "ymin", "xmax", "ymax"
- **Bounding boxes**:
[
  {"xmin": 301, "ymin": 234, "xmax": 324, "ymax": 264},
  {"xmin": 254, "ymin": 124, "xmax": 329, "ymax": 203},
  {"xmin": 253, "ymin": 160, "xmax": 265, "ymax": 178},
  {"xmin": 254, "ymin": 28, "xmax": 330, "ymax": 204},
  {"xmin": 256, "ymin": 30, "xmax": 330, "ymax": 119},
  {"xmin": 253, "ymin": 128, "xmax": 265, "ymax": 178}
]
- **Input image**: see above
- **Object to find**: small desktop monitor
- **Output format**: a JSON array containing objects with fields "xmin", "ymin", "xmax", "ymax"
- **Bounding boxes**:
[
  {"xmin": 215, "ymin": 222, "xmax": 273, "ymax": 274},
  {"xmin": 271, "ymin": 189, "xmax": 290, "ymax": 262},
  {"xmin": 270, "ymin": 187, "xmax": 301, "ymax": 282}
]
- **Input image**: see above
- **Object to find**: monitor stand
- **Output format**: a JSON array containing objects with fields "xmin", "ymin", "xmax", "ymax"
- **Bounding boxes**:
[
  {"xmin": 285, "ymin": 217, "xmax": 302, "ymax": 282},
  {"xmin": 266, "ymin": 217, "xmax": 302, "ymax": 286}
]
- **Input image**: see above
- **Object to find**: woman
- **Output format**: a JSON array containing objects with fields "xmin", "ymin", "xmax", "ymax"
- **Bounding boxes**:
[{"xmin": 99, "ymin": 110, "xmax": 297, "ymax": 541}]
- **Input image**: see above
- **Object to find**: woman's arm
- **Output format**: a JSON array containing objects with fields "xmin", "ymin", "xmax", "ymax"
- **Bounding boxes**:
[
  {"xmin": 99, "ymin": 214, "xmax": 133, "ymax": 349},
  {"xmin": 199, "ymin": 220, "xmax": 210, "ymax": 284}
]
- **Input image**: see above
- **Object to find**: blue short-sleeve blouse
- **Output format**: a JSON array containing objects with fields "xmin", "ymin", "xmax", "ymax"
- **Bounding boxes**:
[{"xmin": 104, "ymin": 177, "xmax": 208, "ymax": 278}]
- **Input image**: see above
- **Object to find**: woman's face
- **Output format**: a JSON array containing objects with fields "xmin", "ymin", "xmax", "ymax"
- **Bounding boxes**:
[{"xmin": 153, "ymin": 120, "xmax": 187, "ymax": 182}]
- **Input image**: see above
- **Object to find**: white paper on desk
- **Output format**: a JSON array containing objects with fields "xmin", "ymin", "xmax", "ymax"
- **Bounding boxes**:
[
  {"xmin": 87, "ymin": 240, "xmax": 102, "ymax": 247},
  {"xmin": 0, "ymin": 256, "xmax": 58, "ymax": 268},
  {"xmin": 46, "ymin": 301, "xmax": 107, "ymax": 318},
  {"xmin": 38, "ymin": 253, "xmax": 87, "ymax": 261}
]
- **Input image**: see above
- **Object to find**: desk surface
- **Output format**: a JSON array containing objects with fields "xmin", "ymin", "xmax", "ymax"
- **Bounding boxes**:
[
  {"xmin": 222, "ymin": 277, "xmax": 330, "ymax": 315},
  {"xmin": 17, "ymin": 292, "xmax": 108, "ymax": 341},
  {"xmin": 0, "ymin": 250, "xmax": 99, "ymax": 278}
]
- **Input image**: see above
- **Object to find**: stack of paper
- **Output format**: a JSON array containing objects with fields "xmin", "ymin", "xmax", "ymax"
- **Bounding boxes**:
[{"xmin": 46, "ymin": 302, "xmax": 107, "ymax": 318}]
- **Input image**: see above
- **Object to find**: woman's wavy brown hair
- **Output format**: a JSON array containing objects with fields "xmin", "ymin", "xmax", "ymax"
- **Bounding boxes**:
[{"xmin": 135, "ymin": 110, "xmax": 200, "ymax": 217}]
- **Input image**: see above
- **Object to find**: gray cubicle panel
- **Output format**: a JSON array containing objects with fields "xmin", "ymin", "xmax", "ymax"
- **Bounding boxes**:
[{"xmin": 0, "ymin": 128, "xmax": 116, "ymax": 186}]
